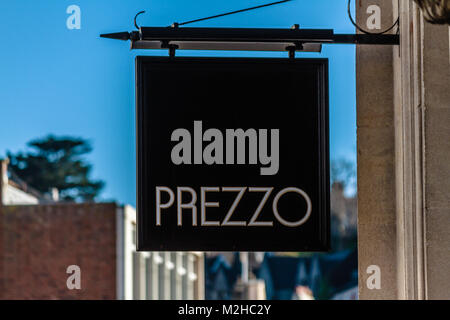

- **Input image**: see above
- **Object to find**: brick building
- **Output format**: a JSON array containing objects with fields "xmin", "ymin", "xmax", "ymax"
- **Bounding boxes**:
[{"xmin": 0, "ymin": 159, "xmax": 204, "ymax": 300}]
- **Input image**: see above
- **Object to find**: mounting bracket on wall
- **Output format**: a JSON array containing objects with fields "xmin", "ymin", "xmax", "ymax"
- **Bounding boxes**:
[
  {"xmin": 101, "ymin": 24, "xmax": 399, "ymax": 56},
  {"xmin": 102, "ymin": 2, "xmax": 399, "ymax": 56}
]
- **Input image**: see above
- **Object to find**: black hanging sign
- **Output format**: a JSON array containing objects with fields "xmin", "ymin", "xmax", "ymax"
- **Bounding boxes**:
[{"xmin": 136, "ymin": 57, "xmax": 329, "ymax": 251}]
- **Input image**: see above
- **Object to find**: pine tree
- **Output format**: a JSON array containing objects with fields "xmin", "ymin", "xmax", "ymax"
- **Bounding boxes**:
[{"xmin": 7, "ymin": 135, "xmax": 104, "ymax": 202}]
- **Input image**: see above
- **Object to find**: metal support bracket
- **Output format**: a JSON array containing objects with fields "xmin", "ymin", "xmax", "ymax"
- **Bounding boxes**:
[
  {"xmin": 101, "ymin": 26, "xmax": 400, "ymax": 52},
  {"xmin": 161, "ymin": 41, "xmax": 179, "ymax": 58}
]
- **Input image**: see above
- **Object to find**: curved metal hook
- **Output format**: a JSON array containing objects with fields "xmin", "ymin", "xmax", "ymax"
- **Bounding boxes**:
[{"xmin": 134, "ymin": 11, "xmax": 146, "ymax": 30}]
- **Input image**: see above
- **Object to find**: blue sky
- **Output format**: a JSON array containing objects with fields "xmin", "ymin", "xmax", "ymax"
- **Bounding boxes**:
[{"xmin": 0, "ymin": 0, "xmax": 356, "ymax": 206}]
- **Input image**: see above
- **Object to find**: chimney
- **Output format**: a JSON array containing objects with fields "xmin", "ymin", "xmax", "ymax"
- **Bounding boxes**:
[
  {"xmin": 51, "ymin": 188, "xmax": 59, "ymax": 202},
  {"xmin": 332, "ymin": 181, "xmax": 344, "ymax": 195},
  {"xmin": 0, "ymin": 158, "xmax": 9, "ymax": 206}
]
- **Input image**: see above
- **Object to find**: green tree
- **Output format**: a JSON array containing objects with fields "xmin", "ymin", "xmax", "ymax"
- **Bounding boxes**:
[{"xmin": 7, "ymin": 135, "xmax": 104, "ymax": 202}]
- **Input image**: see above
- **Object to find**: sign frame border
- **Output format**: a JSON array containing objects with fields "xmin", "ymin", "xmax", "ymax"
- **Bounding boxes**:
[{"xmin": 136, "ymin": 56, "xmax": 330, "ymax": 252}]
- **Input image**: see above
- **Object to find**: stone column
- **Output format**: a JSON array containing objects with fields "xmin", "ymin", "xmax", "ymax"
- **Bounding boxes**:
[
  {"xmin": 394, "ymin": 0, "xmax": 450, "ymax": 299},
  {"xmin": 356, "ymin": 0, "xmax": 398, "ymax": 299},
  {"xmin": 357, "ymin": 0, "xmax": 450, "ymax": 299}
]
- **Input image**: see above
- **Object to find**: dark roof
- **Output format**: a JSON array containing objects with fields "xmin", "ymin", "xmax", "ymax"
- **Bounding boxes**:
[
  {"xmin": 205, "ymin": 253, "xmax": 241, "ymax": 288},
  {"xmin": 257, "ymin": 248, "xmax": 358, "ymax": 294},
  {"xmin": 265, "ymin": 256, "xmax": 300, "ymax": 291},
  {"xmin": 325, "ymin": 248, "xmax": 358, "ymax": 290}
]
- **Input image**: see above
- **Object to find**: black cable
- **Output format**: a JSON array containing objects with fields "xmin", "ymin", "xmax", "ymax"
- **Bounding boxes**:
[
  {"xmin": 177, "ymin": 0, "xmax": 292, "ymax": 26},
  {"xmin": 347, "ymin": 0, "xmax": 399, "ymax": 35},
  {"xmin": 134, "ymin": 10, "xmax": 146, "ymax": 29}
]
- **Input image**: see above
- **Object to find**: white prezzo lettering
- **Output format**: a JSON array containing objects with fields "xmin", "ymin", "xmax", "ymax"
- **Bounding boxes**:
[
  {"xmin": 155, "ymin": 186, "xmax": 312, "ymax": 228},
  {"xmin": 171, "ymin": 121, "xmax": 280, "ymax": 175}
]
